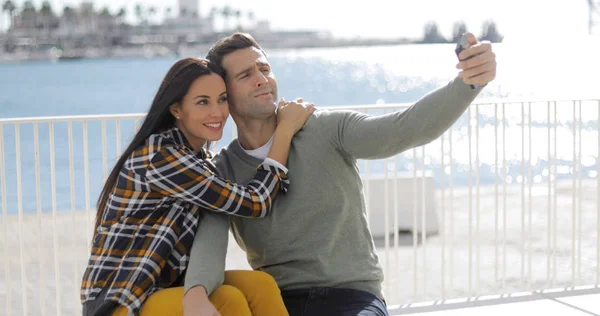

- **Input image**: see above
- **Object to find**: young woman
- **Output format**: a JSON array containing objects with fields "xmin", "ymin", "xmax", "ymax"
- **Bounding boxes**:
[{"xmin": 81, "ymin": 57, "xmax": 314, "ymax": 316}]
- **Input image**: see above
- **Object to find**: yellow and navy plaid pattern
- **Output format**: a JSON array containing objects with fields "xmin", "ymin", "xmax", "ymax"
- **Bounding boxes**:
[{"xmin": 81, "ymin": 126, "xmax": 289, "ymax": 315}]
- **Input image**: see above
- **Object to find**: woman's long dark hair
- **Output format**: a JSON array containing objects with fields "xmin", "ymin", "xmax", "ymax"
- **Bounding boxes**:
[{"xmin": 93, "ymin": 58, "xmax": 218, "ymax": 241}]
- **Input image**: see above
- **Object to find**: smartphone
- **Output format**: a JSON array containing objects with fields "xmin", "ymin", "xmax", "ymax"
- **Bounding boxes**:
[{"xmin": 455, "ymin": 33, "xmax": 479, "ymax": 89}]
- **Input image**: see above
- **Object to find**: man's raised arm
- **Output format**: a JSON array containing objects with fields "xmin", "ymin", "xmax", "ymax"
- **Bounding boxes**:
[{"xmin": 317, "ymin": 33, "xmax": 496, "ymax": 160}]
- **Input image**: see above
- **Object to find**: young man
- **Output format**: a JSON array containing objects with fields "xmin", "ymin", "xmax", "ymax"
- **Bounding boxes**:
[{"xmin": 183, "ymin": 32, "xmax": 496, "ymax": 316}]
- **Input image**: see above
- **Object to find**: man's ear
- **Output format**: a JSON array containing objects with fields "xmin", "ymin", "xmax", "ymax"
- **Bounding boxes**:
[{"xmin": 169, "ymin": 102, "xmax": 181, "ymax": 119}]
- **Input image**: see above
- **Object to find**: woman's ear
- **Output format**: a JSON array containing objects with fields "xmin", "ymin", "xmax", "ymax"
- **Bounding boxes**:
[{"xmin": 169, "ymin": 102, "xmax": 181, "ymax": 120}]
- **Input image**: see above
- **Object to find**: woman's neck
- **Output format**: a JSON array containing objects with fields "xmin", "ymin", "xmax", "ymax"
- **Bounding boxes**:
[{"xmin": 175, "ymin": 124, "xmax": 206, "ymax": 153}]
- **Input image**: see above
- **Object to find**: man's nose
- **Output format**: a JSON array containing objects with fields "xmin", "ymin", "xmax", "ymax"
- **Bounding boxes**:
[{"xmin": 255, "ymin": 72, "xmax": 268, "ymax": 87}]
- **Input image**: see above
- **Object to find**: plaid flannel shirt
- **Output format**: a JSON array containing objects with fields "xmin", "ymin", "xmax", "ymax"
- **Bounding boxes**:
[{"xmin": 81, "ymin": 126, "xmax": 289, "ymax": 315}]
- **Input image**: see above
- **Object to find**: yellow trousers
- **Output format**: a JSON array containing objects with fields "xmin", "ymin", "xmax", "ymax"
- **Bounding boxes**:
[{"xmin": 113, "ymin": 270, "xmax": 288, "ymax": 316}]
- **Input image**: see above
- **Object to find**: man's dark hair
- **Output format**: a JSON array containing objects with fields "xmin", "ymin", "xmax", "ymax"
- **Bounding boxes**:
[{"xmin": 206, "ymin": 32, "xmax": 267, "ymax": 79}]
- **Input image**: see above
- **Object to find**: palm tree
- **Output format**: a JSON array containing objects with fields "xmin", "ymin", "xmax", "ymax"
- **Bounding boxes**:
[
  {"xmin": 234, "ymin": 9, "xmax": 241, "ymax": 30},
  {"xmin": 40, "ymin": 1, "xmax": 52, "ymax": 14},
  {"xmin": 98, "ymin": 7, "xmax": 112, "ymax": 32},
  {"xmin": 247, "ymin": 10, "xmax": 255, "ymax": 28},
  {"xmin": 79, "ymin": 4, "xmax": 94, "ymax": 16},
  {"xmin": 221, "ymin": 5, "xmax": 232, "ymax": 31},
  {"xmin": 452, "ymin": 21, "xmax": 467, "ymax": 43},
  {"xmin": 421, "ymin": 21, "xmax": 447, "ymax": 43},
  {"xmin": 1, "ymin": 0, "xmax": 15, "ymax": 32},
  {"xmin": 62, "ymin": 5, "xmax": 73, "ymax": 16},
  {"xmin": 21, "ymin": 1, "xmax": 36, "ymax": 30},
  {"xmin": 40, "ymin": 1, "xmax": 53, "ymax": 33},
  {"xmin": 62, "ymin": 5, "xmax": 75, "ymax": 22},
  {"xmin": 148, "ymin": 6, "xmax": 156, "ymax": 25},
  {"xmin": 480, "ymin": 20, "xmax": 504, "ymax": 43},
  {"xmin": 134, "ymin": 3, "xmax": 143, "ymax": 25},
  {"xmin": 117, "ymin": 7, "xmax": 126, "ymax": 25},
  {"xmin": 99, "ymin": 7, "xmax": 111, "ymax": 17},
  {"xmin": 22, "ymin": 0, "xmax": 34, "ymax": 11}
]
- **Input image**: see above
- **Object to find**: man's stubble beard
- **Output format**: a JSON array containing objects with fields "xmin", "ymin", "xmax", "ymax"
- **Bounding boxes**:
[{"xmin": 250, "ymin": 100, "xmax": 278, "ymax": 119}]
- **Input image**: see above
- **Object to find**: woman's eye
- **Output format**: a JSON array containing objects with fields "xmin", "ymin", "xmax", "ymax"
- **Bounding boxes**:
[{"xmin": 219, "ymin": 97, "xmax": 228, "ymax": 103}]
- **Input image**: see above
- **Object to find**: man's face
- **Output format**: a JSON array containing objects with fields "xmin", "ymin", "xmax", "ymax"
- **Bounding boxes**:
[{"xmin": 221, "ymin": 47, "xmax": 278, "ymax": 120}]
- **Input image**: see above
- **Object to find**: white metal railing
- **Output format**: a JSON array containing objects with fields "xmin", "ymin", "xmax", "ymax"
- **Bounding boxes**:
[{"xmin": 1, "ymin": 100, "xmax": 600, "ymax": 315}]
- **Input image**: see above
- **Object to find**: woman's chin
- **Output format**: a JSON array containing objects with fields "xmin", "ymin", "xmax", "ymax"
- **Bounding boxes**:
[{"xmin": 205, "ymin": 132, "xmax": 224, "ymax": 142}]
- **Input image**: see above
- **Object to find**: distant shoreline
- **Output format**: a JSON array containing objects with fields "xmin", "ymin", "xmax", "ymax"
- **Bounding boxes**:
[{"xmin": 0, "ymin": 38, "xmax": 459, "ymax": 65}]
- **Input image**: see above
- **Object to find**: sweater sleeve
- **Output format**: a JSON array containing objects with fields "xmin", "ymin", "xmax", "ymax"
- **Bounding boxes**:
[
  {"xmin": 184, "ymin": 211, "xmax": 230, "ymax": 295},
  {"xmin": 317, "ymin": 77, "xmax": 483, "ymax": 160}
]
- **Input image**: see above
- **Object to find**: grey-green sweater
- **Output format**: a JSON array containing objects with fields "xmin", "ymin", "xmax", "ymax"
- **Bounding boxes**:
[{"xmin": 184, "ymin": 78, "xmax": 482, "ymax": 299}]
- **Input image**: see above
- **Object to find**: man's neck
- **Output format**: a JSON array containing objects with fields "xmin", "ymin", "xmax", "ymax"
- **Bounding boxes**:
[{"xmin": 234, "ymin": 115, "xmax": 278, "ymax": 150}]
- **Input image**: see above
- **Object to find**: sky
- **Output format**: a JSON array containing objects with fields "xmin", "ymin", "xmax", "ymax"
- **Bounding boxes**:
[{"xmin": 0, "ymin": 0, "xmax": 593, "ymax": 40}]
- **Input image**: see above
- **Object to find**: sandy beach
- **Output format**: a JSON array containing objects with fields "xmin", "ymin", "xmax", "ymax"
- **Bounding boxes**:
[{"xmin": 1, "ymin": 181, "xmax": 599, "ymax": 315}]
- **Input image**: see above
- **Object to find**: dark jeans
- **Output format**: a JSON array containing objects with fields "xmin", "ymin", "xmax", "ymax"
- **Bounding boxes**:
[{"xmin": 281, "ymin": 287, "xmax": 388, "ymax": 316}]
